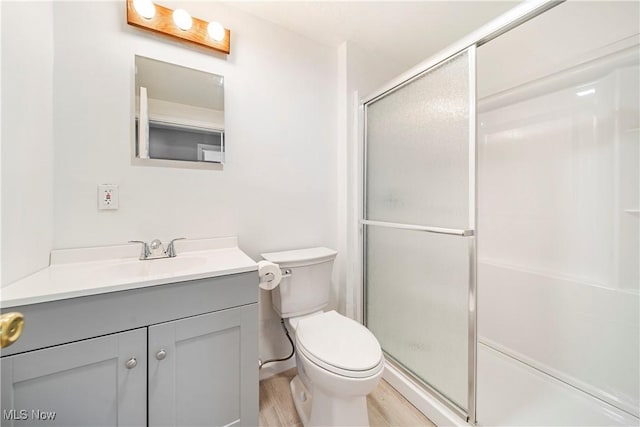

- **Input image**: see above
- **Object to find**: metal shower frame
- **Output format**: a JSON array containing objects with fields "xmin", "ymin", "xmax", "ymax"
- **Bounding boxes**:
[{"xmin": 359, "ymin": 1, "xmax": 564, "ymax": 423}]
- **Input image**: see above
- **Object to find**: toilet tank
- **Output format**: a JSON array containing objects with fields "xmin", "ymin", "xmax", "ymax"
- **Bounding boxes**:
[{"xmin": 261, "ymin": 247, "xmax": 337, "ymax": 318}]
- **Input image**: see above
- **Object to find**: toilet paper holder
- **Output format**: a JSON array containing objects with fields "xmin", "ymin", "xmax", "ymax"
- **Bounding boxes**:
[{"xmin": 265, "ymin": 269, "xmax": 291, "ymax": 281}]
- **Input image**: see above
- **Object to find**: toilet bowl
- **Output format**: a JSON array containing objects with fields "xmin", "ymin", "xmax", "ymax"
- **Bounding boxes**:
[
  {"xmin": 288, "ymin": 311, "xmax": 384, "ymax": 426},
  {"xmin": 261, "ymin": 247, "xmax": 384, "ymax": 426}
]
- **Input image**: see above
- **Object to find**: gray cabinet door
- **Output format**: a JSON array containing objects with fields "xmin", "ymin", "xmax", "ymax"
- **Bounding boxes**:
[
  {"xmin": 148, "ymin": 304, "xmax": 258, "ymax": 427},
  {"xmin": 1, "ymin": 328, "xmax": 147, "ymax": 427}
]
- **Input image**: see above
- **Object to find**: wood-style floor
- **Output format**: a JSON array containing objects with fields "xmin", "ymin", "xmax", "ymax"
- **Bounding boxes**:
[{"xmin": 259, "ymin": 368, "xmax": 436, "ymax": 427}]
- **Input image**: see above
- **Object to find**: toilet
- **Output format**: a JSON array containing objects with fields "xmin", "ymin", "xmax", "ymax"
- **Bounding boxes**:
[{"xmin": 261, "ymin": 247, "xmax": 384, "ymax": 427}]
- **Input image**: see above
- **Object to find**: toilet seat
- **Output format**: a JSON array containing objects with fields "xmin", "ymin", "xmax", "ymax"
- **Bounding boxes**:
[
  {"xmin": 295, "ymin": 311, "xmax": 383, "ymax": 379},
  {"xmin": 296, "ymin": 343, "xmax": 384, "ymax": 379}
]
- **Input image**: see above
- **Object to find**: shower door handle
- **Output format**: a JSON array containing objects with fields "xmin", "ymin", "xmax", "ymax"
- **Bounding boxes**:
[{"xmin": 360, "ymin": 220, "xmax": 474, "ymax": 237}]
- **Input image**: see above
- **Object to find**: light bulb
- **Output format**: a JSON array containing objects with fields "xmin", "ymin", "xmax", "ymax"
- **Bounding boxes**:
[
  {"xmin": 207, "ymin": 21, "xmax": 225, "ymax": 42},
  {"xmin": 133, "ymin": 0, "xmax": 155, "ymax": 19},
  {"xmin": 173, "ymin": 9, "xmax": 193, "ymax": 31}
]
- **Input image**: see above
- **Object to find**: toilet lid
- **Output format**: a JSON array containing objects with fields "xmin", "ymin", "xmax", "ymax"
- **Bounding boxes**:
[{"xmin": 295, "ymin": 311, "xmax": 383, "ymax": 376}]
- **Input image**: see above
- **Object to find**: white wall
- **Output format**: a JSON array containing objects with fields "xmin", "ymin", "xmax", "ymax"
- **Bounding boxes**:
[
  {"xmin": 52, "ymin": 1, "xmax": 336, "ymax": 250},
  {"xmin": 28, "ymin": 1, "xmax": 337, "ymax": 370},
  {"xmin": 1, "ymin": 2, "xmax": 54, "ymax": 286}
]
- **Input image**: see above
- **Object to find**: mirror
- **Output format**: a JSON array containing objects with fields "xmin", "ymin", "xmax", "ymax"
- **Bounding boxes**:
[{"xmin": 135, "ymin": 55, "xmax": 225, "ymax": 164}]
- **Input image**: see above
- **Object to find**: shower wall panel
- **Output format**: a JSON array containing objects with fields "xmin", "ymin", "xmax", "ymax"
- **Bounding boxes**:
[{"xmin": 476, "ymin": 2, "xmax": 640, "ymax": 424}]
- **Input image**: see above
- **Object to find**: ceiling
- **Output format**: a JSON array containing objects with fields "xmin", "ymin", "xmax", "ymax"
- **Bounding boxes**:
[{"xmin": 225, "ymin": 1, "xmax": 519, "ymax": 68}]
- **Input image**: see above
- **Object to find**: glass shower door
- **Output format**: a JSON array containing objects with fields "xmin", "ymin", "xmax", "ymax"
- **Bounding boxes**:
[{"xmin": 363, "ymin": 47, "xmax": 476, "ymax": 416}]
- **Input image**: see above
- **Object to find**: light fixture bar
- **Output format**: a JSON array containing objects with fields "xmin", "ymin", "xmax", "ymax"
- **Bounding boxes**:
[{"xmin": 126, "ymin": 0, "xmax": 230, "ymax": 55}]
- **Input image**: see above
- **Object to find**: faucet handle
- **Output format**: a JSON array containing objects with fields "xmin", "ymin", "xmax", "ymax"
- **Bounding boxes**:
[
  {"xmin": 166, "ymin": 238, "xmax": 186, "ymax": 258},
  {"xmin": 149, "ymin": 239, "xmax": 165, "ymax": 256},
  {"xmin": 129, "ymin": 240, "xmax": 150, "ymax": 260}
]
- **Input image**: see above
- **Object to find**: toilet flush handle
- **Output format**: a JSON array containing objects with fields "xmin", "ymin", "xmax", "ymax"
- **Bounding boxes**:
[{"xmin": 281, "ymin": 269, "xmax": 292, "ymax": 278}]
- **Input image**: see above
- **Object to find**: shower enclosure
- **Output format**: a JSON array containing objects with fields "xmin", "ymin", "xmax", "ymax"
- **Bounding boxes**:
[{"xmin": 362, "ymin": 1, "xmax": 639, "ymax": 425}]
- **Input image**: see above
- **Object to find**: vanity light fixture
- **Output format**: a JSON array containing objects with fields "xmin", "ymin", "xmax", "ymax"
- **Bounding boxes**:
[
  {"xmin": 172, "ymin": 8, "xmax": 193, "ymax": 31},
  {"xmin": 207, "ymin": 21, "xmax": 225, "ymax": 42},
  {"xmin": 132, "ymin": 0, "xmax": 155, "ymax": 19},
  {"xmin": 126, "ymin": 0, "xmax": 230, "ymax": 54}
]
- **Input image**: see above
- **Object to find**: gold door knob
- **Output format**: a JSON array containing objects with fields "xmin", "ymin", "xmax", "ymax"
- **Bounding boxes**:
[{"xmin": 0, "ymin": 312, "xmax": 25, "ymax": 349}]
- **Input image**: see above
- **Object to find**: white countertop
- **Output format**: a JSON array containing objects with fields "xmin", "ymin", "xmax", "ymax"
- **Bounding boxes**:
[{"xmin": 1, "ymin": 237, "xmax": 258, "ymax": 308}]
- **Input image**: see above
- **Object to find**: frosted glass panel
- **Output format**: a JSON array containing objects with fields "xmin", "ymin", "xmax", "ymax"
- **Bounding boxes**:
[
  {"xmin": 366, "ymin": 226, "xmax": 470, "ymax": 410},
  {"xmin": 366, "ymin": 51, "xmax": 471, "ymax": 229}
]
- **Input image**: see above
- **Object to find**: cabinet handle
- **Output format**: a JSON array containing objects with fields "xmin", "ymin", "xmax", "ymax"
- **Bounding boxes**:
[
  {"xmin": 125, "ymin": 357, "xmax": 138, "ymax": 369},
  {"xmin": 156, "ymin": 349, "xmax": 167, "ymax": 360}
]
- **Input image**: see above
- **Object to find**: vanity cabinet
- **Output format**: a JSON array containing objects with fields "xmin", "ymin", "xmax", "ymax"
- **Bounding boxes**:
[
  {"xmin": 1, "ymin": 328, "xmax": 147, "ymax": 426},
  {"xmin": 1, "ymin": 272, "xmax": 258, "ymax": 427},
  {"xmin": 148, "ymin": 306, "xmax": 257, "ymax": 427}
]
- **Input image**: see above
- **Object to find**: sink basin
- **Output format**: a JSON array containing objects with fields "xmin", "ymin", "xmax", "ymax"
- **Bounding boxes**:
[
  {"xmin": 145, "ymin": 256, "xmax": 207, "ymax": 275},
  {"xmin": 94, "ymin": 256, "xmax": 208, "ymax": 280}
]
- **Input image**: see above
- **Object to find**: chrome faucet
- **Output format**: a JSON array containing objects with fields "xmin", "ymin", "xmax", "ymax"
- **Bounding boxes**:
[
  {"xmin": 129, "ymin": 240, "xmax": 151, "ymax": 259},
  {"xmin": 166, "ymin": 238, "xmax": 185, "ymax": 257},
  {"xmin": 129, "ymin": 238, "xmax": 186, "ymax": 260}
]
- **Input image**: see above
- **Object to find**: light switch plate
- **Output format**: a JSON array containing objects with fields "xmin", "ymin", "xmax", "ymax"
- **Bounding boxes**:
[{"xmin": 98, "ymin": 184, "xmax": 119, "ymax": 210}]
